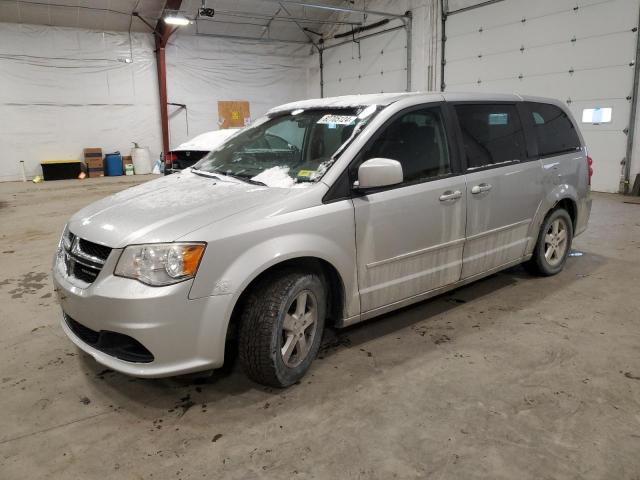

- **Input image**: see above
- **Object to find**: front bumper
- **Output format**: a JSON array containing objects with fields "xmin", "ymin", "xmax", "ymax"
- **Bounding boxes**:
[{"xmin": 53, "ymin": 249, "xmax": 233, "ymax": 378}]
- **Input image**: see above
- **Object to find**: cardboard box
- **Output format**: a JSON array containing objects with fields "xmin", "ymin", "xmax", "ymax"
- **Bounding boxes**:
[
  {"xmin": 83, "ymin": 148, "xmax": 103, "ymax": 178},
  {"xmin": 83, "ymin": 147, "xmax": 102, "ymax": 159},
  {"xmin": 85, "ymin": 157, "xmax": 104, "ymax": 178}
]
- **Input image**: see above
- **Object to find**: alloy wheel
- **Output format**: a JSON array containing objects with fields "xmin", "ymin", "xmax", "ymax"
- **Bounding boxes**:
[
  {"xmin": 281, "ymin": 290, "xmax": 318, "ymax": 368},
  {"xmin": 544, "ymin": 218, "xmax": 569, "ymax": 267}
]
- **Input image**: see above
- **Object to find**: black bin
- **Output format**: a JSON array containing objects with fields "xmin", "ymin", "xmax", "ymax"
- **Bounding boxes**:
[{"xmin": 40, "ymin": 160, "xmax": 82, "ymax": 181}]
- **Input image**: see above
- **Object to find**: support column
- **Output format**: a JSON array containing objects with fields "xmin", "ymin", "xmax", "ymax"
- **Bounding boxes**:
[
  {"xmin": 155, "ymin": 39, "xmax": 170, "ymax": 156},
  {"xmin": 154, "ymin": 0, "xmax": 182, "ymax": 157}
]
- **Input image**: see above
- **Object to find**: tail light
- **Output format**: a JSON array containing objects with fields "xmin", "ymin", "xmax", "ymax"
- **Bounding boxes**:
[
  {"xmin": 165, "ymin": 152, "xmax": 176, "ymax": 166},
  {"xmin": 587, "ymin": 155, "xmax": 593, "ymax": 185}
]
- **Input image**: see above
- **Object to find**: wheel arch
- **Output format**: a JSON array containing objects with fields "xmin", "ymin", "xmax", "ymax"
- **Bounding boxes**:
[
  {"xmin": 526, "ymin": 185, "xmax": 579, "ymax": 256},
  {"xmin": 553, "ymin": 197, "xmax": 577, "ymax": 230},
  {"xmin": 226, "ymin": 256, "xmax": 348, "ymax": 342}
]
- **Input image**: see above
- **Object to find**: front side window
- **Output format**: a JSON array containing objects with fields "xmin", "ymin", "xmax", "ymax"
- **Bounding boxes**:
[
  {"xmin": 527, "ymin": 102, "xmax": 581, "ymax": 156},
  {"xmin": 194, "ymin": 108, "xmax": 378, "ymax": 187},
  {"xmin": 361, "ymin": 106, "xmax": 451, "ymax": 184},
  {"xmin": 455, "ymin": 104, "xmax": 526, "ymax": 169}
]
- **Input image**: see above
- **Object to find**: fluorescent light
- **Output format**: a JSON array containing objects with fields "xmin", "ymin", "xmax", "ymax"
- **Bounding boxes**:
[{"xmin": 164, "ymin": 14, "xmax": 190, "ymax": 26}]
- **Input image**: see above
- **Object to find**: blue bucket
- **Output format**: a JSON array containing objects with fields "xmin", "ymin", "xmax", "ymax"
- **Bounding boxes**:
[{"xmin": 104, "ymin": 152, "xmax": 123, "ymax": 176}]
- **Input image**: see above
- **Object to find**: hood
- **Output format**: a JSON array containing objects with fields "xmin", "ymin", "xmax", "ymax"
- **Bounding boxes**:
[
  {"xmin": 68, "ymin": 171, "xmax": 291, "ymax": 248},
  {"xmin": 173, "ymin": 129, "xmax": 240, "ymax": 152}
]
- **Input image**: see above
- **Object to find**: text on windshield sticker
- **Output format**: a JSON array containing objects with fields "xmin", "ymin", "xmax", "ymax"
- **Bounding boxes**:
[{"xmin": 317, "ymin": 114, "xmax": 357, "ymax": 125}]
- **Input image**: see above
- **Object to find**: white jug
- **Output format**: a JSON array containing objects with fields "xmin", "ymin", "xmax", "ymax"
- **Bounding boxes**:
[{"xmin": 131, "ymin": 143, "xmax": 152, "ymax": 175}]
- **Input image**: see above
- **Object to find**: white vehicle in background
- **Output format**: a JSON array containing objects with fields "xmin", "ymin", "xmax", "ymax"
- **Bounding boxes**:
[{"xmin": 164, "ymin": 129, "xmax": 240, "ymax": 174}]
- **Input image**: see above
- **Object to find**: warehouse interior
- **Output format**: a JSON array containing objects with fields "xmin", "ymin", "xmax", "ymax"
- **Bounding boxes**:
[{"xmin": 1, "ymin": 1, "xmax": 640, "ymax": 478}]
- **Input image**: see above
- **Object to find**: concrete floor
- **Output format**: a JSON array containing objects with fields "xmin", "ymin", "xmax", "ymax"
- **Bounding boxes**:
[{"xmin": 1, "ymin": 176, "xmax": 639, "ymax": 479}]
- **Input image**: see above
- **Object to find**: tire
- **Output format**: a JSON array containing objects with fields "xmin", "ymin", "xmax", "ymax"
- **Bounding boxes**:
[
  {"xmin": 526, "ymin": 208, "xmax": 573, "ymax": 276},
  {"xmin": 238, "ymin": 270, "xmax": 326, "ymax": 387}
]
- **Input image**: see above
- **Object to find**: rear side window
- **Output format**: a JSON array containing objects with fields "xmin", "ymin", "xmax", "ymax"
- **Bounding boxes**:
[
  {"xmin": 527, "ymin": 102, "xmax": 581, "ymax": 156},
  {"xmin": 455, "ymin": 104, "xmax": 526, "ymax": 169}
]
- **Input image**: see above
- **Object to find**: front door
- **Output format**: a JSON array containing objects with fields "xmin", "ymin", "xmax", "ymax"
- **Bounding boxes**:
[
  {"xmin": 452, "ymin": 103, "xmax": 543, "ymax": 278},
  {"xmin": 352, "ymin": 105, "xmax": 467, "ymax": 313}
]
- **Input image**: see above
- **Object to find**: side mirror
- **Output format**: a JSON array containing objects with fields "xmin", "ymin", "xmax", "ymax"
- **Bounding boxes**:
[{"xmin": 356, "ymin": 158, "xmax": 403, "ymax": 190}]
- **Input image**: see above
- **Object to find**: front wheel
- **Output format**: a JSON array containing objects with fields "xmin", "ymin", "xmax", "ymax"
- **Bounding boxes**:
[
  {"xmin": 526, "ymin": 208, "xmax": 573, "ymax": 276},
  {"xmin": 238, "ymin": 271, "xmax": 326, "ymax": 387}
]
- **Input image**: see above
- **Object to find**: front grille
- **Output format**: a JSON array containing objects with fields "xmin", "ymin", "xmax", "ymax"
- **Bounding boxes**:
[
  {"xmin": 65, "ymin": 315, "xmax": 154, "ymax": 363},
  {"xmin": 78, "ymin": 239, "xmax": 111, "ymax": 261},
  {"xmin": 61, "ymin": 232, "xmax": 112, "ymax": 285}
]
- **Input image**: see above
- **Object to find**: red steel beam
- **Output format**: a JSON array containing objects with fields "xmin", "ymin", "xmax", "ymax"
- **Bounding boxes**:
[{"xmin": 155, "ymin": 0, "xmax": 182, "ymax": 157}]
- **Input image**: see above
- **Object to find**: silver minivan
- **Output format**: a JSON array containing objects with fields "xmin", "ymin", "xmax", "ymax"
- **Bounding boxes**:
[{"xmin": 53, "ymin": 92, "xmax": 592, "ymax": 387}]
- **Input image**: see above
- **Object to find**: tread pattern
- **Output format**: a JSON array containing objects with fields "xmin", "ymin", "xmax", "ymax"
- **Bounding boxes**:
[{"xmin": 238, "ymin": 270, "xmax": 324, "ymax": 387}]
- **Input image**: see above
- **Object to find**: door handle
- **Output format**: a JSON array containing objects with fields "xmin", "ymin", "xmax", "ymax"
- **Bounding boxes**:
[
  {"xmin": 439, "ymin": 190, "xmax": 462, "ymax": 202},
  {"xmin": 471, "ymin": 183, "xmax": 492, "ymax": 194}
]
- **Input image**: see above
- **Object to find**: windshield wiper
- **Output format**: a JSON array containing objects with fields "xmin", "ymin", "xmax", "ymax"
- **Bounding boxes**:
[
  {"xmin": 193, "ymin": 167, "xmax": 267, "ymax": 186},
  {"xmin": 217, "ymin": 171, "xmax": 267, "ymax": 186},
  {"xmin": 190, "ymin": 167, "xmax": 221, "ymax": 179}
]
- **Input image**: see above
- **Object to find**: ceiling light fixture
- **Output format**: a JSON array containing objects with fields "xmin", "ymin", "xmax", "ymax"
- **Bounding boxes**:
[{"xmin": 164, "ymin": 13, "xmax": 190, "ymax": 26}]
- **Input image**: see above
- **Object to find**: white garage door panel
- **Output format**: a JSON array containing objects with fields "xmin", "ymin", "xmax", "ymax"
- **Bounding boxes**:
[
  {"xmin": 448, "ymin": 0, "xmax": 628, "ymax": 33},
  {"xmin": 455, "ymin": 43, "xmax": 634, "ymax": 81},
  {"xmin": 585, "ymin": 132, "xmax": 627, "ymax": 190},
  {"xmin": 568, "ymin": 67, "xmax": 632, "ymax": 99},
  {"xmin": 571, "ymin": 96, "xmax": 628, "ymax": 193},
  {"xmin": 569, "ymin": 35, "xmax": 635, "ymax": 67},
  {"xmin": 323, "ymin": 29, "xmax": 407, "ymax": 97},
  {"xmin": 448, "ymin": 33, "xmax": 635, "ymax": 76},
  {"xmin": 445, "ymin": 0, "xmax": 639, "ymax": 192},
  {"xmin": 325, "ymin": 76, "xmax": 358, "ymax": 95},
  {"xmin": 523, "ymin": 0, "xmax": 582, "ymax": 17},
  {"xmin": 447, "ymin": 68, "xmax": 631, "ymax": 103},
  {"xmin": 364, "ymin": 69, "xmax": 406, "ymax": 92},
  {"xmin": 361, "ymin": 47, "xmax": 405, "ymax": 78}
]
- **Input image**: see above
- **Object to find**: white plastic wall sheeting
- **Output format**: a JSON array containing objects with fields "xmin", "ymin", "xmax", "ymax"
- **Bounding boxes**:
[
  {"xmin": 444, "ymin": 0, "xmax": 640, "ymax": 193},
  {"xmin": 165, "ymin": 35, "xmax": 315, "ymax": 150},
  {"xmin": 0, "ymin": 22, "xmax": 161, "ymax": 182},
  {"xmin": 0, "ymin": 23, "xmax": 317, "ymax": 182}
]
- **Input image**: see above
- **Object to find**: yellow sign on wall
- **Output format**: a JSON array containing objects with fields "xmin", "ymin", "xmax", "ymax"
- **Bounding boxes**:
[{"xmin": 218, "ymin": 101, "xmax": 250, "ymax": 129}]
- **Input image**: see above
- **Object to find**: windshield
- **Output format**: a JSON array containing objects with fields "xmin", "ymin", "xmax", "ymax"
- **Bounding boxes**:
[{"xmin": 193, "ymin": 106, "xmax": 379, "ymax": 187}]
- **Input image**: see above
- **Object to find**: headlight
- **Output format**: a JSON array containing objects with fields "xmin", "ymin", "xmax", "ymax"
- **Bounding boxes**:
[
  {"xmin": 60, "ymin": 224, "xmax": 72, "ymax": 251},
  {"xmin": 114, "ymin": 243, "xmax": 206, "ymax": 286}
]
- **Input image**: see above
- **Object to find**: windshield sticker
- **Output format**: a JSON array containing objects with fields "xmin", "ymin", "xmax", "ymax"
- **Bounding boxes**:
[
  {"xmin": 317, "ymin": 114, "xmax": 357, "ymax": 125},
  {"xmin": 297, "ymin": 170, "xmax": 315, "ymax": 178}
]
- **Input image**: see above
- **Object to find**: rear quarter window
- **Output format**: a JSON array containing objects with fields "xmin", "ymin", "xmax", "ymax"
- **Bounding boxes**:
[
  {"xmin": 454, "ymin": 104, "xmax": 527, "ymax": 169},
  {"xmin": 526, "ymin": 102, "xmax": 581, "ymax": 156}
]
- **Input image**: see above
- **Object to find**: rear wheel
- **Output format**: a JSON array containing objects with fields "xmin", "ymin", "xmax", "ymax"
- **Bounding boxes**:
[
  {"xmin": 238, "ymin": 270, "xmax": 326, "ymax": 387},
  {"xmin": 526, "ymin": 208, "xmax": 573, "ymax": 276}
]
